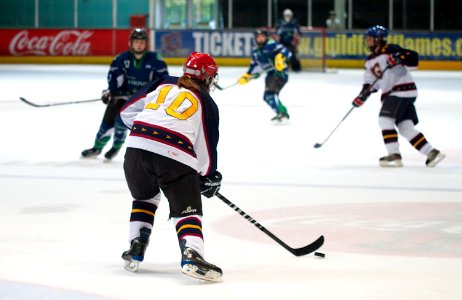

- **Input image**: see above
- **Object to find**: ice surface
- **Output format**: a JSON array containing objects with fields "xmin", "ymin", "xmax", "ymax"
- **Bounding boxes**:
[{"xmin": 0, "ymin": 64, "xmax": 461, "ymax": 300}]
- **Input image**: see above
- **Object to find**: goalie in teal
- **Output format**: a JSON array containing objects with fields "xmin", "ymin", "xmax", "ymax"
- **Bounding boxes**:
[{"xmin": 238, "ymin": 28, "xmax": 292, "ymax": 125}]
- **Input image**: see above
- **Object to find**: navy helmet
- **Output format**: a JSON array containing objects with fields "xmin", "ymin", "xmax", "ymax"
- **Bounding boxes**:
[
  {"xmin": 254, "ymin": 28, "xmax": 269, "ymax": 47},
  {"xmin": 366, "ymin": 25, "xmax": 388, "ymax": 50},
  {"xmin": 254, "ymin": 28, "xmax": 268, "ymax": 37},
  {"xmin": 366, "ymin": 25, "xmax": 388, "ymax": 39}
]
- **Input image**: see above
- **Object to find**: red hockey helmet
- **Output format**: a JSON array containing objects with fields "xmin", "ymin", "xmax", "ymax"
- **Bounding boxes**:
[
  {"xmin": 366, "ymin": 25, "xmax": 388, "ymax": 51},
  {"xmin": 183, "ymin": 52, "xmax": 218, "ymax": 86},
  {"xmin": 129, "ymin": 28, "xmax": 148, "ymax": 54}
]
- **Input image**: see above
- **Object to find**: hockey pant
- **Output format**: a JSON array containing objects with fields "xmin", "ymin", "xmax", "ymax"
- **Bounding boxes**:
[
  {"xmin": 128, "ymin": 199, "xmax": 205, "ymax": 258},
  {"xmin": 284, "ymin": 43, "xmax": 301, "ymax": 71},
  {"xmin": 93, "ymin": 99, "xmax": 128, "ymax": 151},
  {"xmin": 379, "ymin": 117, "xmax": 433, "ymax": 156},
  {"xmin": 124, "ymin": 148, "xmax": 205, "ymax": 257}
]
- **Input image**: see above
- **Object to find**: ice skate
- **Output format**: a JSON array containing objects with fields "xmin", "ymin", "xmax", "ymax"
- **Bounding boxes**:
[
  {"xmin": 121, "ymin": 227, "xmax": 151, "ymax": 272},
  {"xmin": 426, "ymin": 149, "xmax": 446, "ymax": 167},
  {"xmin": 81, "ymin": 147, "xmax": 101, "ymax": 158},
  {"xmin": 379, "ymin": 153, "xmax": 403, "ymax": 167},
  {"xmin": 104, "ymin": 147, "xmax": 120, "ymax": 161},
  {"xmin": 270, "ymin": 112, "xmax": 290, "ymax": 125},
  {"xmin": 181, "ymin": 247, "xmax": 222, "ymax": 282}
]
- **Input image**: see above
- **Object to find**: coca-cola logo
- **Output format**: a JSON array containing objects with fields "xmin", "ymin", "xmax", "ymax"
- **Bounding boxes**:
[{"xmin": 9, "ymin": 30, "xmax": 93, "ymax": 56}]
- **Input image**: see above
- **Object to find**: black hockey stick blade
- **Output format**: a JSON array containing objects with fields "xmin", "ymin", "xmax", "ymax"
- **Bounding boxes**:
[
  {"xmin": 313, "ymin": 66, "xmax": 393, "ymax": 149},
  {"xmin": 214, "ymin": 83, "xmax": 224, "ymax": 90},
  {"xmin": 216, "ymin": 192, "xmax": 324, "ymax": 256},
  {"xmin": 313, "ymin": 106, "xmax": 355, "ymax": 149},
  {"xmin": 259, "ymin": 223, "xmax": 324, "ymax": 256},
  {"xmin": 19, "ymin": 97, "xmax": 101, "ymax": 108}
]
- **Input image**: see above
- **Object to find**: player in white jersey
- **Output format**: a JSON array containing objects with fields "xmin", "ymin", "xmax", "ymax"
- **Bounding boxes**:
[
  {"xmin": 119, "ymin": 52, "xmax": 223, "ymax": 282},
  {"xmin": 352, "ymin": 25, "xmax": 445, "ymax": 168}
]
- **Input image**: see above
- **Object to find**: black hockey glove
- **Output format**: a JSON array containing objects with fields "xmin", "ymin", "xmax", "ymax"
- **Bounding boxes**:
[
  {"xmin": 352, "ymin": 84, "xmax": 372, "ymax": 107},
  {"xmin": 101, "ymin": 89, "xmax": 113, "ymax": 104},
  {"xmin": 199, "ymin": 171, "xmax": 222, "ymax": 198},
  {"xmin": 387, "ymin": 52, "xmax": 404, "ymax": 67}
]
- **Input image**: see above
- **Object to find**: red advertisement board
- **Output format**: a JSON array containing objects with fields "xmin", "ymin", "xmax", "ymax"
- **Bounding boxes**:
[{"xmin": 0, "ymin": 29, "xmax": 134, "ymax": 56}]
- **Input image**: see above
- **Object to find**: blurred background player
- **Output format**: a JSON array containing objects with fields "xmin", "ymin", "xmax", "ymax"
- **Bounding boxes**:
[
  {"xmin": 81, "ymin": 28, "xmax": 169, "ymax": 161},
  {"xmin": 238, "ymin": 28, "xmax": 292, "ymax": 125},
  {"xmin": 326, "ymin": 10, "xmax": 341, "ymax": 31},
  {"xmin": 275, "ymin": 9, "xmax": 302, "ymax": 72},
  {"xmin": 119, "ymin": 52, "xmax": 223, "ymax": 282},
  {"xmin": 352, "ymin": 25, "xmax": 446, "ymax": 168}
]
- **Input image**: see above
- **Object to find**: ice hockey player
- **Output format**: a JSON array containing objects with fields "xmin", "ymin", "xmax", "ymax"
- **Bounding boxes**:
[
  {"xmin": 119, "ymin": 52, "xmax": 223, "ymax": 282},
  {"xmin": 275, "ymin": 8, "xmax": 302, "ymax": 72},
  {"xmin": 81, "ymin": 28, "xmax": 168, "ymax": 161},
  {"xmin": 352, "ymin": 25, "xmax": 446, "ymax": 167},
  {"xmin": 238, "ymin": 28, "xmax": 292, "ymax": 124}
]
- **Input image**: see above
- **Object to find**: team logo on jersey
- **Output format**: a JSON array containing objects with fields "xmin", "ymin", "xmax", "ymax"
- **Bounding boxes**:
[{"xmin": 124, "ymin": 60, "xmax": 130, "ymax": 69}]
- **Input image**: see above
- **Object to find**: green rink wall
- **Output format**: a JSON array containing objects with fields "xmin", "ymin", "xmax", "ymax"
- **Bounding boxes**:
[{"xmin": 1, "ymin": 56, "xmax": 461, "ymax": 71}]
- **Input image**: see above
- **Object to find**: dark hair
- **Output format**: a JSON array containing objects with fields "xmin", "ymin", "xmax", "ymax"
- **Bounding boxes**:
[{"xmin": 178, "ymin": 75, "xmax": 204, "ymax": 94}]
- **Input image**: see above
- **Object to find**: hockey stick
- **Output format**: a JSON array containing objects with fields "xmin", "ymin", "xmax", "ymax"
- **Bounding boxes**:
[
  {"xmin": 19, "ymin": 97, "xmax": 101, "ymax": 108},
  {"xmin": 313, "ymin": 106, "xmax": 354, "ymax": 149},
  {"xmin": 19, "ymin": 95, "xmax": 132, "ymax": 108},
  {"xmin": 215, "ymin": 192, "xmax": 324, "ymax": 256},
  {"xmin": 313, "ymin": 65, "xmax": 392, "ymax": 149},
  {"xmin": 214, "ymin": 66, "xmax": 276, "ymax": 91}
]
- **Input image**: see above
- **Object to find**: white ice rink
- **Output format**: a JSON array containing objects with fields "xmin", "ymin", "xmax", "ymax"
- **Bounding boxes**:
[{"xmin": 0, "ymin": 64, "xmax": 461, "ymax": 300}]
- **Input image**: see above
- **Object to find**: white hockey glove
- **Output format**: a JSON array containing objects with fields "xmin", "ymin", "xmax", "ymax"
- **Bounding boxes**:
[{"xmin": 101, "ymin": 89, "xmax": 113, "ymax": 104}]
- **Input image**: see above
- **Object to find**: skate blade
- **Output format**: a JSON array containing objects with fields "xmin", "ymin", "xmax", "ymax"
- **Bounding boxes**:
[
  {"xmin": 181, "ymin": 264, "xmax": 222, "ymax": 282},
  {"xmin": 80, "ymin": 155, "xmax": 99, "ymax": 160},
  {"xmin": 124, "ymin": 260, "xmax": 140, "ymax": 272},
  {"xmin": 271, "ymin": 118, "xmax": 290, "ymax": 126},
  {"xmin": 379, "ymin": 160, "xmax": 403, "ymax": 168},
  {"xmin": 427, "ymin": 153, "xmax": 446, "ymax": 167}
]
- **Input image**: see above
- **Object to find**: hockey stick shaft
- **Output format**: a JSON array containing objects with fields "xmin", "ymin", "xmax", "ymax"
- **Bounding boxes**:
[
  {"xmin": 214, "ymin": 81, "xmax": 238, "ymax": 91},
  {"xmin": 215, "ymin": 192, "xmax": 324, "ymax": 256},
  {"xmin": 19, "ymin": 95, "xmax": 131, "ymax": 108},
  {"xmin": 314, "ymin": 65, "xmax": 392, "ymax": 148},
  {"xmin": 19, "ymin": 97, "xmax": 101, "ymax": 107},
  {"xmin": 215, "ymin": 67, "xmax": 275, "ymax": 91}
]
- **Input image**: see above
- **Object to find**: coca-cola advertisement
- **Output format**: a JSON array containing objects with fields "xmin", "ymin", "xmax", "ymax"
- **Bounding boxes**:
[{"xmin": 0, "ymin": 29, "xmax": 134, "ymax": 56}]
